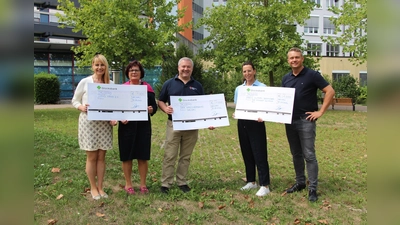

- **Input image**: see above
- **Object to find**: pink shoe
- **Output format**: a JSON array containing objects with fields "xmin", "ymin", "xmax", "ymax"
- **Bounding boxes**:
[
  {"xmin": 140, "ymin": 186, "xmax": 149, "ymax": 194},
  {"xmin": 124, "ymin": 187, "xmax": 135, "ymax": 195}
]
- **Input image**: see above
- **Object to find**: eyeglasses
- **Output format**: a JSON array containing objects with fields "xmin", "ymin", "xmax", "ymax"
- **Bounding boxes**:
[{"xmin": 129, "ymin": 69, "xmax": 140, "ymax": 73}]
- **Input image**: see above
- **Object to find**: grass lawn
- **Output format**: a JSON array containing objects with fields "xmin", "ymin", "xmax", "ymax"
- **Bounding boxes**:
[{"xmin": 34, "ymin": 107, "xmax": 367, "ymax": 225}]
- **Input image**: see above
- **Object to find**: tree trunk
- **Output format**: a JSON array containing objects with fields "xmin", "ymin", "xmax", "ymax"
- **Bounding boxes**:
[{"xmin": 269, "ymin": 70, "xmax": 274, "ymax": 86}]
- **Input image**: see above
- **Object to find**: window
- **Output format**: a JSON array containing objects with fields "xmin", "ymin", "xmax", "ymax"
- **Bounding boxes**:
[
  {"xmin": 323, "ymin": 17, "xmax": 335, "ymax": 34},
  {"xmin": 342, "ymin": 46, "xmax": 355, "ymax": 57},
  {"xmin": 304, "ymin": 17, "xmax": 319, "ymax": 34},
  {"xmin": 314, "ymin": 0, "xmax": 321, "ymax": 8},
  {"xmin": 40, "ymin": 13, "xmax": 49, "ymax": 23},
  {"xmin": 192, "ymin": 3, "xmax": 203, "ymax": 14},
  {"xmin": 359, "ymin": 72, "xmax": 367, "ymax": 87},
  {"xmin": 326, "ymin": 0, "xmax": 339, "ymax": 8},
  {"xmin": 326, "ymin": 44, "xmax": 339, "ymax": 56},
  {"xmin": 307, "ymin": 43, "xmax": 322, "ymax": 56},
  {"xmin": 332, "ymin": 71, "xmax": 349, "ymax": 82},
  {"xmin": 192, "ymin": 31, "xmax": 204, "ymax": 41}
]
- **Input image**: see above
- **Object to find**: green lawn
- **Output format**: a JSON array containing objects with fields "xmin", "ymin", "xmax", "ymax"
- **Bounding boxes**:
[{"xmin": 34, "ymin": 108, "xmax": 367, "ymax": 225}]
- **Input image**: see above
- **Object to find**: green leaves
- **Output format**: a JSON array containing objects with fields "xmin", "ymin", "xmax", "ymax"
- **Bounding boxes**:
[
  {"xmin": 332, "ymin": 75, "xmax": 361, "ymax": 100},
  {"xmin": 57, "ymin": 0, "xmax": 184, "ymax": 70},
  {"xmin": 325, "ymin": 0, "xmax": 367, "ymax": 65},
  {"xmin": 197, "ymin": 0, "xmax": 316, "ymax": 86}
]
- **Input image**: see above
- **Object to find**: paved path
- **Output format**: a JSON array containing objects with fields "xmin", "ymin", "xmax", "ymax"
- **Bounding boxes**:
[{"xmin": 34, "ymin": 101, "xmax": 367, "ymax": 112}]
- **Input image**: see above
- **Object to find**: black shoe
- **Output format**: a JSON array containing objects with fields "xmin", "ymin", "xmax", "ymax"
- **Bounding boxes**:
[
  {"xmin": 286, "ymin": 183, "xmax": 306, "ymax": 193},
  {"xmin": 160, "ymin": 186, "xmax": 169, "ymax": 194},
  {"xmin": 178, "ymin": 185, "xmax": 191, "ymax": 193},
  {"xmin": 308, "ymin": 189, "xmax": 318, "ymax": 202}
]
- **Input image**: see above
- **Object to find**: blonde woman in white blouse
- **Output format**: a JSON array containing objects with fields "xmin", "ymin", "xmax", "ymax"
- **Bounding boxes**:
[{"xmin": 72, "ymin": 54, "xmax": 117, "ymax": 200}]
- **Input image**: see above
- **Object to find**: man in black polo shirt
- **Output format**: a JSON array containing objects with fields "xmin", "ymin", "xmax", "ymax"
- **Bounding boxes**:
[
  {"xmin": 282, "ymin": 47, "xmax": 335, "ymax": 202},
  {"xmin": 158, "ymin": 57, "xmax": 205, "ymax": 194}
]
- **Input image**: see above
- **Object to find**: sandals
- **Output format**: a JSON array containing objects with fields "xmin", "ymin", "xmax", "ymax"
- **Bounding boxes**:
[
  {"xmin": 140, "ymin": 186, "xmax": 149, "ymax": 194},
  {"xmin": 124, "ymin": 187, "xmax": 135, "ymax": 195},
  {"xmin": 124, "ymin": 186, "xmax": 149, "ymax": 195}
]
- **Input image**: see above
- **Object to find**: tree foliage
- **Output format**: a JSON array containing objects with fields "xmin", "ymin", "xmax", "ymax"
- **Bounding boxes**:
[
  {"xmin": 326, "ymin": 0, "xmax": 367, "ymax": 65},
  {"xmin": 332, "ymin": 75, "xmax": 360, "ymax": 102},
  {"xmin": 196, "ymin": 0, "xmax": 318, "ymax": 86},
  {"xmin": 57, "ymin": 0, "xmax": 186, "ymax": 70}
]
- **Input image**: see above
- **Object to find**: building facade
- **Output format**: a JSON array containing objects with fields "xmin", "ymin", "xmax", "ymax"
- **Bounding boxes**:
[
  {"xmin": 34, "ymin": 0, "xmax": 162, "ymax": 99},
  {"xmin": 297, "ymin": 0, "xmax": 367, "ymax": 85}
]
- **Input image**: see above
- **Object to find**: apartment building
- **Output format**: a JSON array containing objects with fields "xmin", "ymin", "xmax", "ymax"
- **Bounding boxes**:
[
  {"xmin": 34, "ymin": 0, "xmax": 95, "ymax": 99},
  {"xmin": 298, "ymin": 0, "xmax": 367, "ymax": 86}
]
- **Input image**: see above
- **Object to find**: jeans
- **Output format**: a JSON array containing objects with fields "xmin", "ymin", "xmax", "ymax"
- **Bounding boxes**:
[{"xmin": 285, "ymin": 117, "xmax": 318, "ymax": 190}]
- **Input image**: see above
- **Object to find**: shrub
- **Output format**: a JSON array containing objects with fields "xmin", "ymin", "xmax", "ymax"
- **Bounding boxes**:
[
  {"xmin": 332, "ymin": 75, "xmax": 360, "ymax": 103},
  {"xmin": 34, "ymin": 72, "xmax": 60, "ymax": 104},
  {"xmin": 357, "ymin": 86, "xmax": 367, "ymax": 105}
]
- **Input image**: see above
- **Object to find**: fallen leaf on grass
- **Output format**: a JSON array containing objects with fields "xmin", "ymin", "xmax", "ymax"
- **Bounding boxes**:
[
  {"xmin": 200, "ymin": 192, "xmax": 208, "ymax": 196},
  {"xmin": 230, "ymin": 200, "xmax": 234, "ymax": 205},
  {"xmin": 158, "ymin": 208, "xmax": 163, "ymax": 212},
  {"xmin": 47, "ymin": 219, "xmax": 57, "ymax": 224},
  {"xmin": 99, "ymin": 202, "xmax": 105, "ymax": 207},
  {"xmin": 241, "ymin": 177, "xmax": 247, "ymax": 182},
  {"xmin": 198, "ymin": 202, "xmax": 204, "ymax": 209},
  {"xmin": 152, "ymin": 178, "xmax": 158, "ymax": 182},
  {"xmin": 218, "ymin": 205, "xmax": 225, "ymax": 210},
  {"xmin": 318, "ymin": 219, "xmax": 329, "ymax": 224},
  {"xmin": 56, "ymin": 194, "xmax": 63, "ymax": 200},
  {"xmin": 96, "ymin": 212, "xmax": 105, "ymax": 217},
  {"xmin": 294, "ymin": 218, "xmax": 301, "ymax": 224},
  {"xmin": 248, "ymin": 200, "xmax": 254, "ymax": 208},
  {"xmin": 320, "ymin": 200, "xmax": 331, "ymax": 211},
  {"xmin": 51, "ymin": 168, "xmax": 60, "ymax": 173},
  {"xmin": 281, "ymin": 191, "xmax": 287, "ymax": 196}
]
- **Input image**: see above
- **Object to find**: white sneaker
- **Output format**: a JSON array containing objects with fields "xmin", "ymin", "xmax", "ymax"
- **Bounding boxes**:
[
  {"xmin": 256, "ymin": 186, "xmax": 270, "ymax": 196},
  {"xmin": 241, "ymin": 182, "xmax": 258, "ymax": 191}
]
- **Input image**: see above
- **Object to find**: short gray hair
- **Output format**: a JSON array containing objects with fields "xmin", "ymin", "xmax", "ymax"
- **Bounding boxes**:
[
  {"xmin": 178, "ymin": 57, "xmax": 194, "ymax": 67},
  {"xmin": 287, "ymin": 47, "xmax": 303, "ymax": 56}
]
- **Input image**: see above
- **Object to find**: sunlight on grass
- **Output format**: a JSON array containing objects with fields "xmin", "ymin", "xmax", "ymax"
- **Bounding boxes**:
[{"xmin": 34, "ymin": 108, "xmax": 367, "ymax": 224}]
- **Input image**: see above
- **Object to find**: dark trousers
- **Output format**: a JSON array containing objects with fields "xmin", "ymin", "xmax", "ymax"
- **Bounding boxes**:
[
  {"xmin": 237, "ymin": 119, "xmax": 270, "ymax": 186},
  {"xmin": 285, "ymin": 118, "xmax": 318, "ymax": 190}
]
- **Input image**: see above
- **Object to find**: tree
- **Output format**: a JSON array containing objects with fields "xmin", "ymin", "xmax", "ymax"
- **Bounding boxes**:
[
  {"xmin": 326, "ymin": 0, "xmax": 367, "ymax": 65},
  {"xmin": 57, "ymin": 0, "xmax": 186, "ymax": 70},
  {"xmin": 196, "ymin": 0, "xmax": 318, "ymax": 86}
]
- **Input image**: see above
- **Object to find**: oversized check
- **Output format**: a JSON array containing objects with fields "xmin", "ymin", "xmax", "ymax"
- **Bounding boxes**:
[
  {"xmin": 171, "ymin": 94, "xmax": 230, "ymax": 130},
  {"xmin": 234, "ymin": 86, "xmax": 295, "ymax": 124},
  {"xmin": 87, "ymin": 83, "xmax": 148, "ymax": 121}
]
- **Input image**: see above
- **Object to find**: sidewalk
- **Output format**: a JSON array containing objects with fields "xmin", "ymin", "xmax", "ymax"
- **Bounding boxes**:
[{"xmin": 35, "ymin": 101, "xmax": 367, "ymax": 112}]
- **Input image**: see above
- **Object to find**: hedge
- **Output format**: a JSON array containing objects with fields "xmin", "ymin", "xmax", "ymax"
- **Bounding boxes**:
[{"xmin": 34, "ymin": 73, "xmax": 60, "ymax": 104}]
